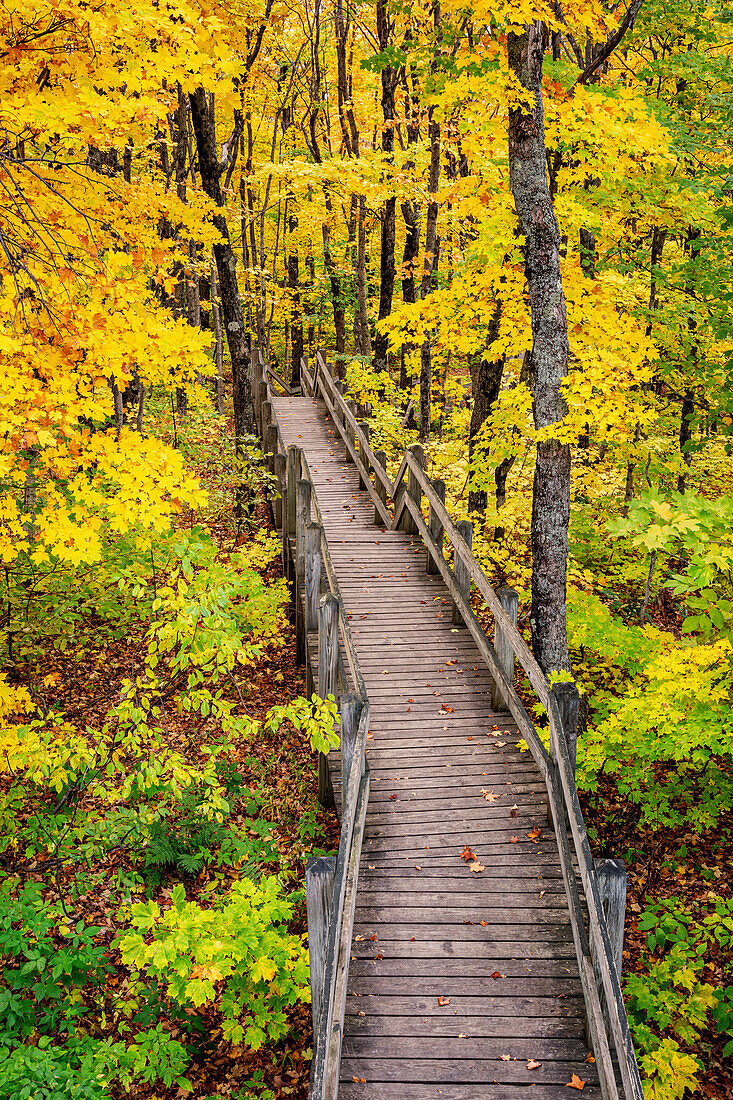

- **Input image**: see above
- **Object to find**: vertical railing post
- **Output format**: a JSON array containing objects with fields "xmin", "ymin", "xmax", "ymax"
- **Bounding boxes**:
[
  {"xmin": 274, "ymin": 453, "xmax": 286, "ymax": 536},
  {"xmin": 491, "ymin": 586, "xmax": 519, "ymax": 710},
  {"xmin": 251, "ymin": 351, "xmax": 262, "ymax": 422},
  {"xmin": 266, "ymin": 424, "xmax": 278, "ymax": 475},
  {"xmin": 339, "ymin": 693, "xmax": 363, "ymax": 812},
  {"xmin": 374, "ymin": 449, "xmax": 388, "ymax": 526},
  {"xmin": 335, "ymin": 381, "xmax": 344, "ymax": 428},
  {"xmin": 295, "ymin": 479, "xmax": 312, "ymax": 666},
  {"xmin": 427, "ymin": 479, "xmax": 445, "ymax": 574},
  {"xmin": 318, "ymin": 594, "xmax": 339, "ymax": 809},
  {"xmin": 551, "ymin": 680, "xmax": 581, "ymax": 774},
  {"xmin": 593, "ymin": 857, "xmax": 628, "ymax": 1040},
  {"xmin": 401, "ymin": 443, "xmax": 424, "ymax": 534},
  {"xmin": 306, "ymin": 855, "xmax": 336, "ymax": 1038},
  {"xmin": 285, "ymin": 446, "xmax": 300, "ymax": 580},
  {"xmin": 305, "ymin": 523, "xmax": 323, "ymax": 634},
  {"xmin": 452, "ymin": 519, "xmax": 473, "ymax": 625},
  {"xmin": 253, "ymin": 357, "xmax": 263, "ymax": 429},
  {"xmin": 346, "ymin": 400, "xmax": 357, "ymax": 457},
  {"xmin": 357, "ymin": 421, "xmax": 369, "ymax": 489},
  {"xmin": 258, "ymin": 380, "xmax": 268, "ymax": 440}
]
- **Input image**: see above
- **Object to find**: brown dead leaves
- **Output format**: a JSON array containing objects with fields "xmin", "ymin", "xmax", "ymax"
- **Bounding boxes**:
[{"xmin": 566, "ymin": 1075, "xmax": 587, "ymax": 1090}]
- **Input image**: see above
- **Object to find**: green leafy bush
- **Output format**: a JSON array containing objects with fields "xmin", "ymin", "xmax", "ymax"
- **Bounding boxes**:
[
  {"xmin": 118, "ymin": 878, "xmax": 309, "ymax": 1050},
  {"xmin": 0, "ymin": 883, "xmax": 111, "ymax": 1044}
]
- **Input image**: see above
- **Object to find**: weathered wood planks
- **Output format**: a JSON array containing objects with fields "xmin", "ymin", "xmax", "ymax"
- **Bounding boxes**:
[{"xmin": 270, "ymin": 396, "xmax": 601, "ymax": 1098}]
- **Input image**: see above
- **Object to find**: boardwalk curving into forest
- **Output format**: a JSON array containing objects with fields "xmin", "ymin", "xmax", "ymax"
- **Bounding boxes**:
[{"xmin": 270, "ymin": 393, "xmax": 600, "ymax": 1098}]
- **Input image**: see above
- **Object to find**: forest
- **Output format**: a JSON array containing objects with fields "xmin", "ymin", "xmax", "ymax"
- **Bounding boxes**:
[{"xmin": 1, "ymin": 0, "xmax": 733, "ymax": 1097}]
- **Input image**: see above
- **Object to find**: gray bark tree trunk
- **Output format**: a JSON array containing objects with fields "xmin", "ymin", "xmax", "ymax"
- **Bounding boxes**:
[{"xmin": 508, "ymin": 22, "xmax": 571, "ymax": 675}]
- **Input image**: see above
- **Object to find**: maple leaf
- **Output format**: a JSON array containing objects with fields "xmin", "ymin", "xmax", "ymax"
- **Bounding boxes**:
[
  {"xmin": 526, "ymin": 827, "xmax": 542, "ymax": 842},
  {"xmin": 460, "ymin": 845, "xmax": 477, "ymax": 861},
  {"xmin": 510, "ymin": 836, "xmax": 519, "ymax": 843},
  {"xmin": 437, "ymin": 996, "xmax": 450, "ymax": 1006},
  {"xmin": 441, "ymin": 704, "xmax": 455, "ymax": 712},
  {"xmin": 469, "ymin": 860, "xmax": 485, "ymax": 872},
  {"xmin": 491, "ymin": 970, "xmax": 505, "ymax": 980},
  {"xmin": 566, "ymin": 1075, "xmax": 586, "ymax": 1090},
  {"xmin": 527, "ymin": 1060, "xmax": 542, "ymax": 1070},
  {"xmin": 481, "ymin": 789, "xmax": 499, "ymax": 802},
  {"xmin": 500, "ymin": 1054, "xmax": 511, "ymax": 1061}
]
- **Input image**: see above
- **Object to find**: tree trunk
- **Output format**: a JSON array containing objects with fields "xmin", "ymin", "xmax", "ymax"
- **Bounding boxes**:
[
  {"xmin": 374, "ymin": 0, "xmax": 397, "ymax": 371},
  {"xmin": 468, "ymin": 299, "xmax": 504, "ymax": 513},
  {"xmin": 677, "ymin": 228, "xmax": 701, "ymax": 492},
  {"xmin": 211, "ymin": 253, "xmax": 225, "ymax": 415},
  {"xmin": 418, "ymin": 88, "xmax": 441, "ymax": 441},
  {"xmin": 287, "ymin": 215, "xmax": 304, "ymax": 388},
  {"xmin": 189, "ymin": 87, "xmax": 253, "ymax": 443},
  {"xmin": 353, "ymin": 195, "xmax": 371, "ymax": 357},
  {"xmin": 508, "ymin": 22, "xmax": 571, "ymax": 676}
]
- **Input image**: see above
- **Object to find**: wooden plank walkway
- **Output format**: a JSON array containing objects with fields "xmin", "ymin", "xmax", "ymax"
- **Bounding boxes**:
[{"xmin": 271, "ymin": 396, "xmax": 601, "ymax": 1098}]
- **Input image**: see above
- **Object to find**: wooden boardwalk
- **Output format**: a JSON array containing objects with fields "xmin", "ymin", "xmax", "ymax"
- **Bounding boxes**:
[{"xmin": 272, "ymin": 396, "xmax": 601, "ymax": 1099}]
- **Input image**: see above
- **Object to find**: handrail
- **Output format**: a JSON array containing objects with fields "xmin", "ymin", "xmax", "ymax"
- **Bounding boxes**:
[
  {"xmin": 263, "ymin": 348, "xmax": 643, "ymax": 1100},
  {"xmin": 255, "ymin": 360, "xmax": 371, "ymax": 1100},
  {"xmin": 393, "ymin": 456, "xmax": 643, "ymax": 1100}
]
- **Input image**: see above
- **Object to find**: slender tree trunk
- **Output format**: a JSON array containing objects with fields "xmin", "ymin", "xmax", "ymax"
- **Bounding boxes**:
[
  {"xmin": 678, "ymin": 227, "xmax": 701, "ymax": 492},
  {"xmin": 189, "ymin": 88, "xmax": 253, "ymax": 442},
  {"xmin": 353, "ymin": 195, "xmax": 371, "ymax": 356},
  {"xmin": 418, "ymin": 3, "xmax": 441, "ymax": 441},
  {"xmin": 374, "ymin": 0, "xmax": 396, "ymax": 371},
  {"xmin": 468, "ymin": 299, "xmax": 504, "ymax": 513},
  {"xmin": 211, "ymin": 253, "xmax": 225, "ymax": 415},
  {"xmin": 287, "ymin": 215, "xmax": 304, "ymax": 387},
  {"xmin": 508, "ymin": 22, "xmax": 571, "ymax": 675}
]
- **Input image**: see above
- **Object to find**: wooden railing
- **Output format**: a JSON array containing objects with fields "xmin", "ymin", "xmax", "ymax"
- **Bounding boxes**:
[
  {"xmin": 254, "ymin": 345, "xmax": 644, "ymax": 1100},
  {"xmin": 251, "ymin": 347, "xmax": 372, "ymax": 1098}
]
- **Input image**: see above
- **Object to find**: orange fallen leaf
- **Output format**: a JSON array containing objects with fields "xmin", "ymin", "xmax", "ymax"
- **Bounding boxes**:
[
  {"xmin": 585, "ymin": 1053, "xmax": 595, "ymax": 1064},
  {"xmin": 566, "ymin": 1075, "xmax": 586, "ymax": 1090},
  {"xmin": 510, "ymin": 836, "xmax": 519, "ymax": 843},
  {"xmin": 437, "ymin": 996, "xmax": 450, "ymax": 1006},
  {"xmin": 500, "ymin": 1054, "xmax": 511, "ymax": 1061},
  {"xmin": 491, "ymin": 971, "xmax": 505, "ymax": 980},
  {"xmin": 352, "ymin": 1076, "xmax": 366, "ymax": 1083},
  {"xmin": 481, "ymin": 789, "xmax": 499, "ymax": 802},
  {"xmin": 479, "ymin": 920, "xmax": 488, "ymax": 926},
  {"xmin": 460, "ymin": 845, "xmax": 477, "ymax": 862},
  {"xmin": 526, "ymin": 827, "xmax": 542, "ymax": 842},
  {"xmin": 469, "ymin": 860, "xmax": 485, "ymax": 873},
  {"xmin": 527, "ymin": 1059, "xmax": 542, "ymax": 1070},
  {"xmin": 492, "ymin": 740, "xmax": 506, "ymax": 746},
  {"xmin": 414, "ymin": 865, "xmax": 422, "ymax": 870}
]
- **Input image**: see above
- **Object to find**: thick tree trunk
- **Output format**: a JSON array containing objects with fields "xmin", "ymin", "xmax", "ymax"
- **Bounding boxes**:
[
  {"xmin": 508, "ymin": 22, "xmax": 571, "ymax": 675},
  {"xmin": 189, "ymin": 87, "xmax": 253, "ymax": 442},
  {"xmin": 468, "ymin": 300, "xmax": 504, "ymax": 513}
]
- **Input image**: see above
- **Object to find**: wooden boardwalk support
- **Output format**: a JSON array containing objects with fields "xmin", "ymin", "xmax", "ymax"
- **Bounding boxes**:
[{"xmin": 261, "ymin": 354, "xmax": 643, "ymax": 1100}]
